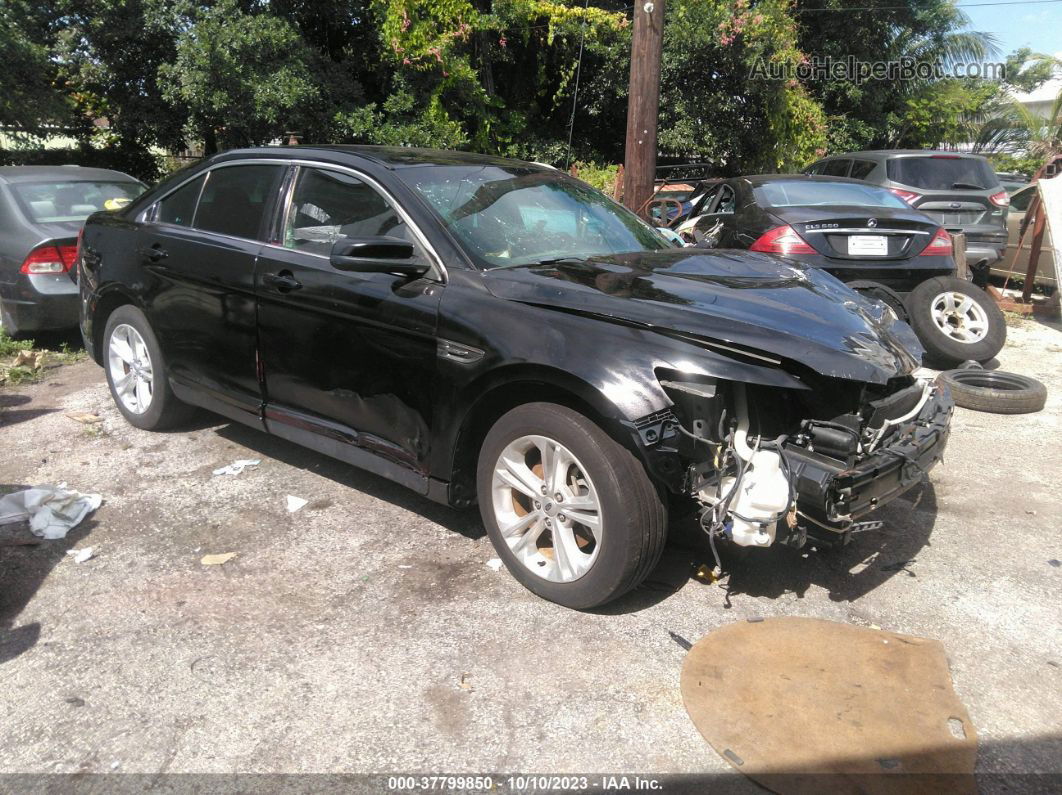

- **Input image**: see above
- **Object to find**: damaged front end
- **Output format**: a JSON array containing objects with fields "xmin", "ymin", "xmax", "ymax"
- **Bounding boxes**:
[{"xmin": 649, "ymin": 367, "xmax": 952, "ymax": 552}]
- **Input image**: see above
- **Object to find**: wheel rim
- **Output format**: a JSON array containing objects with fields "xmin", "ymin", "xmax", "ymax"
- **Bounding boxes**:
[
  {"xmin": 107, "ymin": 324, "xmax": 154, "ymax": 415},
  {"xmin": 930, "ymin": 291, "xmax": 989, "ymax": 344},
  {"xmin": 491, "ymin": 434, "xmax": 602, "ymax": 583}
]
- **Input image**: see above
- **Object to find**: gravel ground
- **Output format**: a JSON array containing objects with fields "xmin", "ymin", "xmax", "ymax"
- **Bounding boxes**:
[{"xmin": 0, "ymin": 316, "xmax": 1060, "ymax": 785}]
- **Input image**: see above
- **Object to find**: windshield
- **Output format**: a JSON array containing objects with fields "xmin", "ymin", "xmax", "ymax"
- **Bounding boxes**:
[
  {"xmin": 886, "ymin": 156, "xmax": 997, "ymax": 191},
  {"xmin": 397, "ymin": 165, "xmax": 670, "ymax": 268},
  {"xmin": 11, "ymin": 180, "xmax": 146, "ymax": 224},
  {"xmin": 754, "ymin": 180, "xmax": 910, "ymax": 209}
]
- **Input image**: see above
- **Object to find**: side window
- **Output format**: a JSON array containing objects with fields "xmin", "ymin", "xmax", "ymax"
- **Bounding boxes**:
[
  {"xmin": 1009, "ymin": 187, "xmax": 1033, "ymax": 212},
  {"xmin": 716, "ymin": 185, "xmax": 736, "ymax": 214},
  {"xmin": 697, "ymin": 185, "xmax": 721, "ymax": 215},
  {"xmin": 194, "ymin": 165, "xmax": 284, "ymax": 240},
  {"xmin": 849, "ymin": 160, "xmax": 876, "ymax": 180},
  {"xmin": 822, "ymin": 159, "xmax": 851, "ymax": 177},
  {"xmin": 282, "ymin": 167, "xmax": 423, "ymax": 257},
  {"xmin": 157, "ymin": 175, "xmax": 205, "ymax": 227},
  {"xmin": 805, "ymin": 162, "xmax": 823, "ymax": 175}
]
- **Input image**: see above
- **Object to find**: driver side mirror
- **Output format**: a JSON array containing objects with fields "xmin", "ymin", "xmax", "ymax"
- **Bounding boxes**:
[{"xmin": 329, "ymin": 236, "xmax": 429, "ymax": 277}]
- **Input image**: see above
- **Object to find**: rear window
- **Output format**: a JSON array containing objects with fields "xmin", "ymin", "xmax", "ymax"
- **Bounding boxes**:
[
  {"xmin": 886, "ymin": 156, "xmax": 997, "ymax": 191},
  {"xmin": 753, "ymin": 180, "xmax": 909, "ymax": 209},
  {"xmin": 11, "ymin": 180, "xmax": 145, "ymax": 223}
]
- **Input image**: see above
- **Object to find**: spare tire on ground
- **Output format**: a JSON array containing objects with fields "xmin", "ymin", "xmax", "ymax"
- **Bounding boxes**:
[
  {"xmin": 905, "ymin": 276, "xmax": 1006, "ymax": 366},
  {"xmin": 936, "ymin": 369, "xmax": 1047, "ymax": 414}
]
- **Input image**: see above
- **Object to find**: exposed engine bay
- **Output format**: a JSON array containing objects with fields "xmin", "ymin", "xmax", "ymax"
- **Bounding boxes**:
[{"xmin": 650, "ymin": 369, "xmax": 953, "ymax": 561}]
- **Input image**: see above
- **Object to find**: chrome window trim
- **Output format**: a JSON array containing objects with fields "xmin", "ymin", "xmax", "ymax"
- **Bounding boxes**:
[{"xmin": 143, "ymin": 157, "xmax": 446, "ymax": 282}]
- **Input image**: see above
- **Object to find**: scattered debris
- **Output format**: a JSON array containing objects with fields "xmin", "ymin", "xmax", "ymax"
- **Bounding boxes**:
[
  {"xmin": 13, "ymin": 350, "xmax": 45, "ymax": 369},
  {"xmin": 669, "ymin": 631, "xmax": 693, "ymax": 651},
  {"xmin": 485, "ymin": 557, "xmax": 503, "ymax": 571},
  {"xmin": 285, "ymin": 495, "xmax": 308, "ymax": 513},
  {"xmin": 398, "ymin": 564, "xmax": 412, "ymax": 569},
  {"xmin": 66, "ymin": 546, "xmax": 95, "ymax": 564},
  {"xmin": 692, "ymin": 563, "xmax": 720, "ymax": 584},
  {"xmin": 212, "ymin": 459, "xmax": 261, "ymax": 476},
  {"xmin": 459, "ymin": 673, "xmax": 474, "ymax": 691},
  {"xmin": 65, "ymin": 411, "xmax": 102, "ymax": 425},
  {"xmin": 0, "ymin": 485, "xmax": 103, "ymax": 539},
  {"xmin": 1049, "ymin": 559, "xmax": 1060, "ymax": 568},
  {"xmin": 200, "ymin": 552, "xmax": 236, "ymax": 566}
]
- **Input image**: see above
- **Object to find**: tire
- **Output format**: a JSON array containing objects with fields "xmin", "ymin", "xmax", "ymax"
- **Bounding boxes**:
[
  {"xmin": 905, "ymin": 276, "xmax": 1006, "ymax": 366},
  {"xmin": 103, "ymin": 305, "xmax": 194, "ymax": 430},
  {"xmin": 477, "ymin": 402, "xmax": 668, "ymax": 609},
  {"xmin": 936, "ymin": 369, "xmax": 1047, "ymax": 414},
  {"xmin": 0, "ymin": 303, "xmax": 23, "ymax": 338}
]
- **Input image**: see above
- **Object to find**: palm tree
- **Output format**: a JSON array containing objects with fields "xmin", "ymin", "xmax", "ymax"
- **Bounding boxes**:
[{"xmin": 974, "ymin": 53, "xmax": 1062, "ymax": 165}]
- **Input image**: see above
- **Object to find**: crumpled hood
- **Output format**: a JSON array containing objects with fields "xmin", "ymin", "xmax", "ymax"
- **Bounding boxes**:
[{"xmin": 481, "ymin": 249, "xmax": 924, "ymax": 384}]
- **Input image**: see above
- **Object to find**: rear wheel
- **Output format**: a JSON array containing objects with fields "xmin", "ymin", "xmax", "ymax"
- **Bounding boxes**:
[
  {"xmin": 905, "ymin": 276, "xmax": 1005, "ymax": 366},
  {"xmin": 477, "ymin": 402, "xmax": 667, "ymax": 609},
  {"xmin": 103, "ymin": 305, "xmax": 193, "ymax": 430}
]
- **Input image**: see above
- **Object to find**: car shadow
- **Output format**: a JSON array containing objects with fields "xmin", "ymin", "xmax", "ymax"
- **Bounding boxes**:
[
  {"xmin": 0, "ymin": 482, "xmax": 98, "ymax": 666},
  {"xmin": 206, "ymin": 414, "xmax": 938, "ymax": 612},
  {"xmin": 596, "ymin": 481, "xmax": 939, "ymax": 615},
  {"xmin": 212, "ymin": 422, "xmax": 485, "ymax": 540}
]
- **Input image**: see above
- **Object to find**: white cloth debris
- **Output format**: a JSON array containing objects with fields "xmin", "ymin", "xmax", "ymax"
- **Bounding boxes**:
[
  {"xmin": 486, "ymin": 558, "xmax": 503, "ymax": 572},
  {"xmin": 0, "ymin": 485, "xmax": 103, "ymax": 540},
  {"xmin": 286, "ymin": 495, "xmax": 308, "ymax": 513},
  {"xmin": 212, "ymin": 459, "xmax": 261, "ymax": 476},
  {"xmin": 67, "ymin": 546, "xmax": 95, "ymax": 563}
]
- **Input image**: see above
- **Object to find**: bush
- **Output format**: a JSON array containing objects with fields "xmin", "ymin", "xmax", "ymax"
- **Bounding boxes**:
[{"xmin": 569, "ymin": 161, "xmax": 621, "ymax": 198}]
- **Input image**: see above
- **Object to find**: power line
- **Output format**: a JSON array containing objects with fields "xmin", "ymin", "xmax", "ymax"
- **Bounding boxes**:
[
  {"xmin": 795, "ymin": 0, "xmax": 1062, "ymax": 11},
  {"xmin": 564, "ymin": 0, "xmax": 591, "ymax": 171}
]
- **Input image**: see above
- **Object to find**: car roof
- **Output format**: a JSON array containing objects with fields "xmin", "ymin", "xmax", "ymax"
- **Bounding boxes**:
[
  {"xmin": 0, "ymin": 165, "xmax": 142, "ymax": 184},
  {"xmin": 817, "ymin": 150, "xmax": 989, "ymax": 161},
  {"xmin": 215, "ymin": 145, "xmax": 541, "ymax": 170},
  {"xmin": 738, "ymin": 174, "xmax": 885, "ymax": 186}
]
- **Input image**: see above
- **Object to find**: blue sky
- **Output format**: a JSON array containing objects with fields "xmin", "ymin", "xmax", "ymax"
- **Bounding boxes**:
[{"xmin": 961, "ymin": 0, "xmax": 1062, "ymax": 58}]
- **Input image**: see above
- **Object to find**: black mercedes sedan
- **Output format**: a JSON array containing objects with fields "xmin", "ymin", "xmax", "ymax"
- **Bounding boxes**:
[
  {"xmin": 78, "ymin": 147, "xmax": 952, "ymax": 608},
  {"xmin": 672, "ymin": 174, "xmax": 1005, "ymax": 365}
]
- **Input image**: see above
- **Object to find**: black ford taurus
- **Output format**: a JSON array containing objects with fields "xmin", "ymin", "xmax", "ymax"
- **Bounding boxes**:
[{"xmin": 78, "ymin": 147, "xmax": 952, "ymax": 608}]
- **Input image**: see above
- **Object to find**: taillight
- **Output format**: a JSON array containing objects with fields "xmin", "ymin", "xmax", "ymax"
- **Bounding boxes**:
[
  {"xmin": 749, "ymin": 225, "xmax": 816, "ymax": 255},
  {"xmin": 889, "ymin": 187, "xmax": 921, "ymax": 205},
  {"xmin": 920, "ymin": 227, "xmax": 953, "ymax": 256},
  {"xmin": 19, "ymin": 244, "xmax": 79, "ymax": 274},
  {"xmin": 989, "ymin": 190, "xmax": 1010, "ymax": 207}
]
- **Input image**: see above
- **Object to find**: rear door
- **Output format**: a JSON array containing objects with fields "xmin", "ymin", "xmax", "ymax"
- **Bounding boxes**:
[
  {"xmin": 255, "ymin": 164, "xmax": 443, "ymax": 481},
  {"xmin": 137, "ymin": 162, "xmax": 285, "ymax": 424}
]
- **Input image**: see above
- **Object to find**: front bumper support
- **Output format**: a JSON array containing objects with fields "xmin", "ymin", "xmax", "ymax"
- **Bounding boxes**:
[{"xmin": 783, "ymin": 385, "xmax": 953, "ymax": 532}]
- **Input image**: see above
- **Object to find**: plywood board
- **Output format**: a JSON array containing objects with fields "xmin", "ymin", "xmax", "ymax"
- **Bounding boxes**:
[{"xmin": 681, "ymin": 617, "xmax": 977, "ymax": 794}]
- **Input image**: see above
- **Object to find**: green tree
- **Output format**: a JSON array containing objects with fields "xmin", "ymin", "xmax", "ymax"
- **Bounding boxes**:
[
  {"xmin": 0, "ymin": 0, "xmax": 68, "ymax": 135},
  {"xmin": 158, "ymin": 0, "xmax": 325, "ymax": 153}
]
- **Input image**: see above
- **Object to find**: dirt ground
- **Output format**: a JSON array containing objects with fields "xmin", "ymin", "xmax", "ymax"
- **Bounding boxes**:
[{"xmin": 1, "ymin": 316, "xmax": 1060, "ymax": 786}]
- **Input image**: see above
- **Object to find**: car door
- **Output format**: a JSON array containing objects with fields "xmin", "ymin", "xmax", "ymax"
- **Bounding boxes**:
[
  {"xmin": 255, "ymin": 164, "xmax": 443, "ymax": 485},
  {"xmin": 685, "ymin": 183, "xmax": 739, "ymax": 247},
  {"xmin": 138, "ymin": 162, "xmax": 285, "ymax": 425}
]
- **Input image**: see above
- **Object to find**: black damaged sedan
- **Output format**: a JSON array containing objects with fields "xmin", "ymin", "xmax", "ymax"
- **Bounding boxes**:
[{"xmin": 78, "ymin": 147, "xmax": 952, "ymax": 608}]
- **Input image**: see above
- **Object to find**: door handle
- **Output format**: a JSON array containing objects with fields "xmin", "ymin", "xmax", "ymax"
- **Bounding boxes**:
[
  {"xmin": 263, "ymin": 271, "xmax": 302, "ymax": 292},
  {"xmin": 139, "ymin": 244, "xmax": 168, "ymax": 262}
]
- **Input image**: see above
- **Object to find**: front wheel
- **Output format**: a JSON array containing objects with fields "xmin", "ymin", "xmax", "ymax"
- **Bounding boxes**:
[
  {"xmin": 477, "ymin": 402, "xmax": 667, "ymax": 609},
  {"xmin": 905, "ymin": 276, "xmax": 1006, "ymax": 366}
]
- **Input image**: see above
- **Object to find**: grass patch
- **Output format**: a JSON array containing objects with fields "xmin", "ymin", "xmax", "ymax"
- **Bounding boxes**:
[{"xmin": 0, "ymin": 329, "xmax": 86, "ymax": 386}]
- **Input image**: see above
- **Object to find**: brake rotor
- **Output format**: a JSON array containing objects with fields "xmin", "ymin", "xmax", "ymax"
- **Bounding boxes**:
[{"xmin": 680, "ymin": 617, "xmax": 977, "ymax": 794}]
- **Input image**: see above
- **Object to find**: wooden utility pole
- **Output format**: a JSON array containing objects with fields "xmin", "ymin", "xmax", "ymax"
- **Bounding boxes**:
[{"xmin": 623, "ymin": 0, "xmax": 665, "ymax": 219}]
